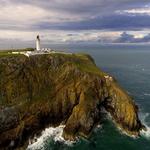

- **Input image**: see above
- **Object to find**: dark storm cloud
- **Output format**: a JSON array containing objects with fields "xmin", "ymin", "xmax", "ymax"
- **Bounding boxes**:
[
  {"xmin": 36, "ymin": 15, "xmax": 150, "ymax": 31},
  {"xmin": 1, "ymin": 0, "xmax": 150, "ymax": 31}
]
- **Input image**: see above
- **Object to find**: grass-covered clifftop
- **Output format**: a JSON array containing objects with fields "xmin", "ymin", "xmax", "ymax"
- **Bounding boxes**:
[{"xmin": 0, "ymin": 53, "xmax": 143, "ymax": 149}]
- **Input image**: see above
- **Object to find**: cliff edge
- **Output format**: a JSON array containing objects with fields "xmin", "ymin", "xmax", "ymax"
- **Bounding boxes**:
[{"xmin": 0, "ymin": 53, "xmax": 143, "ymax": 149}]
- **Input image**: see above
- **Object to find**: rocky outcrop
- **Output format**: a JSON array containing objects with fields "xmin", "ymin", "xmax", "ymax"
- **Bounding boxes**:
[{"xmin": 0, "ymin": 53, "xmax": 143, "ymax": 149}]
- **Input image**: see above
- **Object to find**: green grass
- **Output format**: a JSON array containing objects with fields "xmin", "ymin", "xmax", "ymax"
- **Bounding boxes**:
[
  {"xmin": 0, "ymin": 48, "xmax": 34, "ymax": 57},
  {"xmin": 74, "ymin": 60, "xmax": 106, "ymax": 76},
  {"xmin": 0, "ymin": 53, "xmax": 24, "ymax": 58},
  {"xmin": 0, "ymin": 48, "xmax": 34, "ymax": 55},
  {"xmin": 71, "ymin": 53, "xmax": 106, "ymax": 76},
  {"xmin": 50, "ymin": 52, "xmax": 107, "ymax": 76},
  {"xmin": 0, "ymin": 48, "xmax": 34, "ymax": 53},
  {"xmin": 0, "ymin": 51, "xmax": 106, "ymax": 76}
]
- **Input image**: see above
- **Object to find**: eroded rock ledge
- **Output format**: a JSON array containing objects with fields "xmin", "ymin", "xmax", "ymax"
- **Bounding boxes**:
[{"xmin": 0, "ymin": 53, "xmax": 144, "ymax": 149}]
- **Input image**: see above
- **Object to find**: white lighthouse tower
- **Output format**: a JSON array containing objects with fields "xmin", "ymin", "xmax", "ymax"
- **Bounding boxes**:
[{"xmin": 36, "ymin": 35, "xmax": 41, "ymax": 51}]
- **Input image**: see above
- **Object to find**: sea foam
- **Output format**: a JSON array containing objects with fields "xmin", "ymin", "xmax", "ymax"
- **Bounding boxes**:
[
  {"xmin": 27, "ymin": 112, "xmax": 150, "ymax": 149},
  {"xmin": 140, "ymin": 112, "xmax": 150, "ymax": 139},
  {"xmin": 27, "ymin": 125, "xmax": 74, "ymax": 150}
]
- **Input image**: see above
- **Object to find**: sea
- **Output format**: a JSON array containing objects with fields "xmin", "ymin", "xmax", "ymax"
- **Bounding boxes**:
[{"xmin": 27, "ymin": 44, "xmax": 150, "ymax": 150}]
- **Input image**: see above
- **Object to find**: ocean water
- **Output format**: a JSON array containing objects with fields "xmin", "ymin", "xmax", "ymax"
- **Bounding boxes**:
[{"xmin": 28, "ymin": 44, "xmax": 150, "ymax": 150}]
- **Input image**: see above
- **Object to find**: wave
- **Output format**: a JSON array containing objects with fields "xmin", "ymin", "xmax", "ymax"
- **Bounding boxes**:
[
  {"xmin": 27, "ymin": 125, "xmax": 74, "ymax": 150},
  {"xmin": 27, "ymin": 112, "xmax": 150, "ymax": 149},
  {"xmin": 140, "ymin": 112, "xmax": 150, "ymax": 139}
]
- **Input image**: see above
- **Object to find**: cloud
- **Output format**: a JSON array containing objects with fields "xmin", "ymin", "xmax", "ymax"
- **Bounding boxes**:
[
  {"xmin": 41, "ymin": 14, "xmax": 150, "ymax": 31},
  {"xmin": 115, "ymin": 32, "xmax": 150, "ymax": 43},
  {"xmin": 0, "ymin": 29, "xmax": 121, "ymax": 48},
  {"xmin": 0, "ymin": 2, "xmax": 87, "ymax": 29},
  {"xmin": 115, "ymin": 32, "xmax": 135, "ymax": 43},
  {"xmin": 0, "ymin": 0, "xmax": 150, "ymax": 47},
  {"xmin": 116, "ymin": 7, "xmax": 150, "ymax": 16},
  {"xmin": 139, "ymin": 33, "xmax": 150, "ymax": 42},
  {"xmin": 1, "ymin": 30, "xmax": 150, "ymax": 49}
]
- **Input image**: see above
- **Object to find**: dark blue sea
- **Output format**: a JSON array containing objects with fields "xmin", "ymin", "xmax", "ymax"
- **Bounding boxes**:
[{"xmin": 28, "ymin": 44, "xmax": 150, "ymax": 150}]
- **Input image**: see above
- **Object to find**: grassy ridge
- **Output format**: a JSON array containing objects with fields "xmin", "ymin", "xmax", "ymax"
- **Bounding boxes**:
[
  {"xmin": 0, "ymin": 48, "xmax": 34, "ymax": 57},
  {"xmin": 0, "ymin": 48, "xmax": 34, "ymax": 53}
]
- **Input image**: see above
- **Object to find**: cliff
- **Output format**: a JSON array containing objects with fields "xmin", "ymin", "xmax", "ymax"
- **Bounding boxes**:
[{"xmin": 0, "ymin": 53, "xmax": 143, "ymax": 149}]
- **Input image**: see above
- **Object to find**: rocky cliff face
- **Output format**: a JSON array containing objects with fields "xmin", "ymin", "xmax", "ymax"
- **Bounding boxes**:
[{"xmin": 0, "ymin": 53, "xmax": 143, "ymax": 149}]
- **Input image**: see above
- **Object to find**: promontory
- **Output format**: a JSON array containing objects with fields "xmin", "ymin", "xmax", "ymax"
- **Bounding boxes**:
[{"xmin": 0, "ymin": 53, "xmax": 144, "ymax": 149}]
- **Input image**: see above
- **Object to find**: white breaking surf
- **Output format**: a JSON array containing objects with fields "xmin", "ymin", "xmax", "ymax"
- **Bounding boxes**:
[
  {"xmin": 27, "ymin": 125, "xmax": 74, "ymax": 150},
  {"xmin": 140, "ymin": 113, "xmax": 150, "ymax": 139}
]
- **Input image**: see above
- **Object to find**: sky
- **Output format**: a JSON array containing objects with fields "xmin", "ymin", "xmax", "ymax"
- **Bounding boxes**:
[{"xmin": 1, "ymin": 0, "xmax": 150, "ymax": 48}]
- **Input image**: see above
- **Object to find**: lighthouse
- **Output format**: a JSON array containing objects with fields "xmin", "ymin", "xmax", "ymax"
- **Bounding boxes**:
[{"xmin": 36, "ymin": 35, "xmax": 40, "ymax": 51}]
